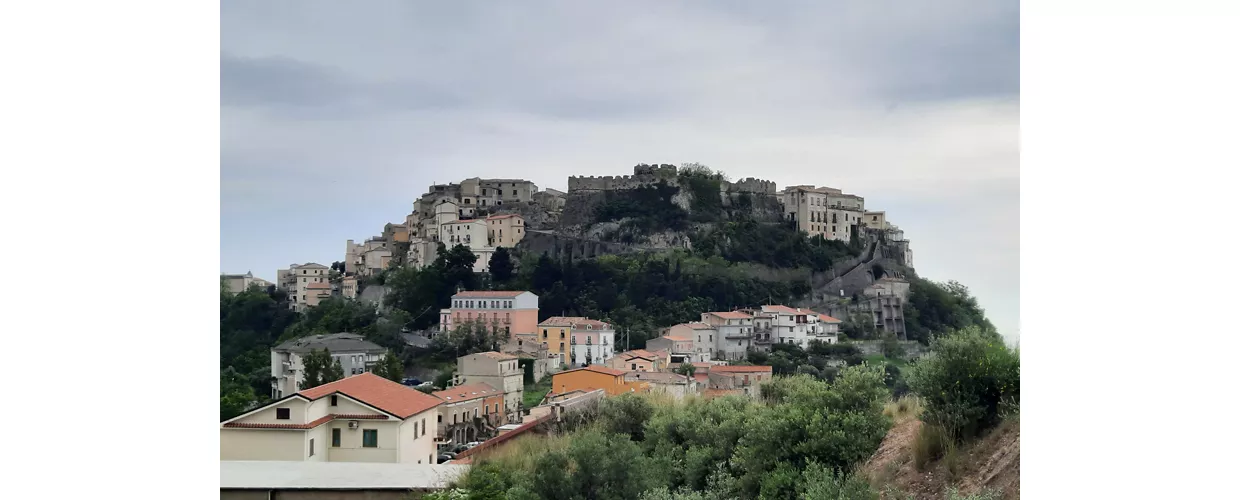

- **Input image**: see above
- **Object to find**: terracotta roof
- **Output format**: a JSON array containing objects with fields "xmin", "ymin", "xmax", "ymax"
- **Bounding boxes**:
[
  {"xmin": 486, "ymin": 214, "xmax": 521, "ymax": 220},
  {"xmin": 539, "ymin": 316, "xmax": 610, "ymax": 329},
  {"xmin": 625, "ymin": 372, "xmax": 689, "ymax": 384},
  {"xmin": 556, "ymin": 365, "xmax": 627, "ymax": 377},
  {"xmin": 618, "ymin": 349, "xmax": 663, "ymax": 360},
  {"xmin": 691, "ymin": 362, "xmax": 713, "ymax": 369},
  {"xmin": 223, "ymin": 414, "xmax": 387, "ymax": 429},
  {"xmin": 452, "ymin": 290, "xmax": 527, "ymax": 298},
  {"xmin": 474, "ymin": 351, "xmax": 518, "ymax": 360},
  {"xmin": 711, "ymin": 365, "xmax": 773, "ymax": 373},
  {"xmin": 817, "ymin": 313, "xmax": 842, "ymax": 323},
  {"xmin": 761, "ymin": 305, "xmax": 811, "ymax": 315},
  {"xmin": 298, "ymin": 373, "xmax": 443, "ymax": 418},
  {"xmin": 432, "ymin": 383, "xmax": 502, "ymax": 403},
  {"xmin": 676, "ymin": 322, "xmax": 715, "ymax": 330},
  {"xmin": 453, "ymin": 413, "xmax": 552, "ymax": 461},
  {"xmin": 706, "ymin": 311, "xmax": 752, "ymax": 320},
  {"xmin": 693, "ymin": 373, "xmax": 709, "ymax": 384},
  {"xmin": 661, "ymin": 335, "xmax": 691, "ymax": 342},
  {"xmin": 306, "ymin": 282, "xmax": 331, "ymax": 289}
]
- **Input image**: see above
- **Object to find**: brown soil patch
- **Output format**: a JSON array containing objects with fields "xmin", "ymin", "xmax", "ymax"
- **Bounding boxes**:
[{"xmin": 861, "ymin": 418, "xmax": 1020, "ymax": 499}]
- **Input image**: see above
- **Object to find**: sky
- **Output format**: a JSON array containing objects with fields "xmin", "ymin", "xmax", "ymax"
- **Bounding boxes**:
[{"xmin": 221, "ymin": 0, "xmax": 1019, "ymax": 342}]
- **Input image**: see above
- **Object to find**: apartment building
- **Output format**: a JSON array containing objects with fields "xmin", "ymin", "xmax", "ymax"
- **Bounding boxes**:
[
  {"xmin": 779, "ymin": 185, "xmax": 866, "ymax": 242},
  {"xmin": 221, "ymin": 373, "xmax": 442, "ymax": 464},
  {"xmin": 538, "ymin": 316, "xmax": 615, "ymax": 367},
  {"xmin": 270, "ymin": 333, "xmax": 389, "ymax": 398},
  {"xmin": 862, "ymin": 211, "xmax": 888, "ymax": 230},
  {"xmin": 747, "ymin": 305, "xmax": 840, "ymax": 348},
  {"xmin": 278, "ymin": 263, "xmax": 331, "ymax": 312},
  {"xmin": 486, "ymin": 214, "xmax": 526, "ymax": 248},
  {"xmin": 431, "ymin": 383, "xmax": 505, "ymax": 446},
  {"xmin": 439, "ymin": 290, "xmax": 539, "ymax": 339},
  {"xmin": 454, "ymin": 352, "xmax": 524, "ymax": 423},
  {"xmin": 662, "ymin": 322, "xmax": 717, "ymax": 362},
  {"xmin": 341, "ymin": 276, "xmax": 358, "ymax": 300},
  {"xmin": 700, "ymin": 311, "xmax": 756, "ymax": 361}
]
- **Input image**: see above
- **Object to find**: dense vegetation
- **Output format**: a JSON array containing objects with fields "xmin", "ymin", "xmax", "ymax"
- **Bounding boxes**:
[
  {"xmin": 692, "ymin": 220, "xmax": 858, "ymax": 271},
  {"xmin": 904, "ymin": 278, "xmax": 995, "ymax": 344},
  {"xmin": 431, "ymin": 365, "xmax": 892, "ymax": 500},
  {"xmin": 908, "ymin": 326, "xmax": 1019, "ymax": 445}
]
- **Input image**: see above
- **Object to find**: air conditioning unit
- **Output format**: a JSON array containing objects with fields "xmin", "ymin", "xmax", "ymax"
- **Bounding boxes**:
[{"xmin": 348, "ymin": 421, "xmax": 360, "ymax": 430}]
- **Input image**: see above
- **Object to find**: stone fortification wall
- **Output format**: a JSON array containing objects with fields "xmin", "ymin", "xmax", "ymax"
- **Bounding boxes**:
[
  {"xmin": 723, "ymin": 177, "xmax": 777, "ymax": 195},
  {"xmin": 568, "ymin": 164, "xmax": 775, "ymax": 194}
]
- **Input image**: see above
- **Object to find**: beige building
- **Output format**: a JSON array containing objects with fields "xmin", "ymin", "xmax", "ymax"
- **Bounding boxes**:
[
  {"xmin": 625, "ymin": 371, "xmax": 699, "ymax": 401},
  {"xmin": 780, "ymin": 186, "xmax": 866, "ymax": 242},
  {"xmin": 222, "ymin": 272, "xmax": 272, "ymax": 294},
  {"xmin": 431, "ymin": 383, "xmax": 505, "ymax": 446},
  {"xmin": 863, "ymin": 211, "xmax": 888, "ymax": 230},
  {"xmin": 278, "ymin": 263, "xmax": 331, "ymax": 312},
  {"xmin": 341, "ymin": 276, "xmax": 358, "ymax": 300},
  {"xmin": 707, "ymin": 365, "xmax": 773, "ymax": 400},
  {"xmin": 220, "ymin": 373, "xmax": 443, "ymax": 464},
  {"xmin": 454, "ymin": 352, "xmax": 524, "ymax": 423},
  {"xmin": 662, "ymin": 322, "xmax": 717, "ymax": 362},
  {"xmin": 486, "ymin": 214, "xmax": 526, "ymax": 248}
]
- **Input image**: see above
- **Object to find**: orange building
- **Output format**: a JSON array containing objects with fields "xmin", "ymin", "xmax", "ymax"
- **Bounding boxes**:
[
  {"xmin": 438, "ymin": 290, "xmax": 539, "ymax": 340},
  {"xmin": 608, "ymin": 349, "xmax": 669, "ymax": 372},
  {"xmin": 550, "ymin": 365, "xmax": 648, "ymax": 397}
]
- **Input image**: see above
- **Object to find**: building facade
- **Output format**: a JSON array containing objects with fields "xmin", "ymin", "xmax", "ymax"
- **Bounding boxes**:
[
  {"xmin": 700, "ymin": 311, "xmax": 756, "ymax": 361},
  {"xmin": 486, "ymin": 214, "xmax": 526, "ymax": 248},
  {"xmin": 278, "ymin": 263, "xmax": 331, "ymax": 312},
  {"xmin": 222, "ymin": 272, "xmax": 272, "ymax": 294},
  {"xmin": 608, "ymin": 349, "xmax": 669, "ymax": 372},
  {"xmin": 550, "ymin": 365, "xmax": 648, "ymax": 397},
  {"xmin": 662, "ymin": 322, "xmax": 717, "ymax": 362},
  {"xmin": 271, "ymin": 333, "xmax": 390, "ymax": 398},
  {"xmin": 645, "ymin": 335, "xmax": 696, "ymax": 365},
  {"xmin": 431, "ymin": 383, "xmax": 505, "ymax": 446},
  {"xmin": 454, "ymin": 352, "xmax": 524, "ymax": 423},
  {"xmin": 538, "ymin": 316, "xmax": 615, "ymax": 367},
  {"xmin": 221, "ymin": 373, "xmax": 442, "ymax": 464},
  {"xmin": 707, "ymin": 365, "xmax": 773, "ymax": 400},
  {"xmin": 439, "ymin": 290, "xmax": 539, "ymax": 339}
]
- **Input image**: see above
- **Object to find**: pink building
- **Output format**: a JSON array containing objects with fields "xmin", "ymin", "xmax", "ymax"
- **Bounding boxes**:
[{"xmin": 438, "ymin": 291, "xmax": 539, "ymax": 340}]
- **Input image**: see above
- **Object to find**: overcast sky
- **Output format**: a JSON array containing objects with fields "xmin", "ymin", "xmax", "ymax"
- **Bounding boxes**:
[{"xmin": 221, "ymin": 0, "xmax": 1019, "ymax": 342}]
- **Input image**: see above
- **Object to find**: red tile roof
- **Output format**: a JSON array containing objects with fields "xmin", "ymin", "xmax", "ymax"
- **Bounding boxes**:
[
  {"xmin": 693, "ymin": 373, "xmax": 709, "ymax": 384},
  {"xmin": 432, "ymin": 383, "xmax": 502, "ymax": 403},
  {"xmin": 706, "ymin": 311, "xmax": 753, "ymax": 320},
  {"xmin": 762, "ymin": 305, "xmax": 806, "ymax": 315},
  {"xmin": 452, "ymin": 290, "xmax": 527, "ymax": 298},
  {"xmin": 306, "ymin": 282, "xmax": 331, "ymax": 289},
  {"xmin": 817, "ymin": 313, "xmax": 842, "ymax": 323},
  {"xmin": 222, "ymin": 414, "xmax": 387, "ymax": 429},
  {"xmin": 675, "ymin": 322, "xmax": 714, "ymax": 330},
  {"xmin": 474, "ymin": 351, "xmax": 518, "ymax": 360},
  {"xmin": 453, "ymin": 413, "xmax": 553, "ymax": 461},
  {"xmin": 486, "ymin": 214, "xmax": 521, "ymax": 220},
  {"xmin": 662, "ymin": 335, "xmax": 691, "ymax": 342},
  {"xmin": 618, "ymin": 349, "xmax": 664, "ymax": 360},
  {"xmin": 298, "ymin": 373, "xmax": 443, "ymax": 418},
  {"xmin": 711, "ymin": 365, "xmax": 774, "ymax": 373},
  {"xmin": 556, "ymin": 365, "xmax": 627, "ymax": 377},
  {"xmin": 539, "ymin": 316, "xmax": 610, "ymax": 329},
  {"xmin": 691, "ymin": 362, "xmax": 713, "ymax": 369}
]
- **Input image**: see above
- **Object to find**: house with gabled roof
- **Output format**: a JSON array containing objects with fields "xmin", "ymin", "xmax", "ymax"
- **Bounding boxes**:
[
  {"xmin": 220, "ymin": 373, "xmax": 443, "ymax": 464},
  {"xmin": 608, "ymin": 349, "xmax": 670, "ymax": 372}
]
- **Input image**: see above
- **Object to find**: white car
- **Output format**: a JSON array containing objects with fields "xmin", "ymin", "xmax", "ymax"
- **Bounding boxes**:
[{"xmin": 464, "ymin": 441, "xmax": 483, "ymax": 449}]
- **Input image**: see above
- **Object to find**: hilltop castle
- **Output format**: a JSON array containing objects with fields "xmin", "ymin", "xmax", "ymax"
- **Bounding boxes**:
[{"xmin": 568, "ymin": 164, "xmax": 777, "ymax": 195}]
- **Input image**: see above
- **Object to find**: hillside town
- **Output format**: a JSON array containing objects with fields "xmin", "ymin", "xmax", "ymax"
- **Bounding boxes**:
[{"xmin": 219, "ymin": 165, "xmax": 953, "ymax": 496}]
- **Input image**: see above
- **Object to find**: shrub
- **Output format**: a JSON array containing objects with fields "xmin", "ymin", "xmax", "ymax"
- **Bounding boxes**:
[
  {"xmin": 912, "ymin": 424, "xmax": 952, "ymax": 471},
  {"xmin": 907, "ymin": 326, "xmax": 1019, "ymax": 440},
  {"xmin": 945, "ymin": 487, "xmax": 1004, "ymax": 500}
]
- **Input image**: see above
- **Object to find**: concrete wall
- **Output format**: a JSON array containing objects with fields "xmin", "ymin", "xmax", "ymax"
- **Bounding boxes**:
[
  {"xmin": 220, "ymin": 429, "xmax": 307, "ymax": 461},
  {"xmin": 223, "ymin": 490, "xmax": 420, "ymax": 500},
  {"xmin": 325, "ymin": 421, "xmax": 401, "ymax": 463}
]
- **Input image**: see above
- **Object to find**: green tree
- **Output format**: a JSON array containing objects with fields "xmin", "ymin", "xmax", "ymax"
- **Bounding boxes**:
[
  {"xmin": 301, "ymin": 349, "xmax": 344, "ymax": 388},
  {"xmin": 221, "ymin": 366, "xmax": 258, "ymax": 421},
  {"xmin": 907, "ymin": 325, "xmax": 1019, "ymax": 440},
  {"xmin": 673, "ymin": 363, "xmax": 697, "ymax": 377},
  {"xmin": 377, "ymin": 350, "xmax": 404, "ymax": 382},
  {"xmin": 489, "ymin": 247, "xmax": 515, "ymax": 284}
]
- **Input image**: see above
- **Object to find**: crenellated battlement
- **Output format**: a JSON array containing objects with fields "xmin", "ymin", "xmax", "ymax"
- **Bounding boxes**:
[
  {"xmin": 568, "ymin": 164, "xmax": 779, "ymax": 194},
  {"xmin": 723, "ymin": 177, "xmax": 778, "ymax": 195}
]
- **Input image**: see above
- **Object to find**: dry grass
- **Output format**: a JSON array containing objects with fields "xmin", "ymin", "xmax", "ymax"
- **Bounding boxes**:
[
  {"xmin": 883, "ymin": 395, "xmax": 924, "ymax": 422},
  {"xmin": 912, "ymin": 423, "xmax": 953, "ymax": 471}
]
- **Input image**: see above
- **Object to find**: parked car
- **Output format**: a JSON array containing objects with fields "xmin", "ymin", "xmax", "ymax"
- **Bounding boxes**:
[
  {"xmin": 402, "ymin": 378, "xmax": 422, "ymax": 386},
  {"xmin": 437, "ymin": 454, "xmax": 454, "ymax": 464},
  {"xmin": 464, "ymin": 441, "xmax": 483, "ymax": 449},
  {"xmin": 450, "ymin": 444, "xmax": 469, "ymax": 454},
  {"xmin": 417, "ymin": 381, "xmax": 433, "ymax": 388}
]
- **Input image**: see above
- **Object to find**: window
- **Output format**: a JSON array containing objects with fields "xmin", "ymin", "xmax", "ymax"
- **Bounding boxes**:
[
  {"xmin": 474, "ymin": 408, "xmax": 479, "ymax": 418},
  {"xmin": 276, "ymin": 408, "xmax": 290, "ymax": 420},
  {"xmin": 330, "ymin": 428, "xmax": 342, "ymax": 447},
  {"xmin": 632, "ymin": 363, "xmax": 637, "ymax": 370},
  {"xmin": 421, "ymin": 419, "xmax": 426, "ymax": 435},
  {"xmin": 363, "ymin": 429, "xmax": 378, "ymax": 448},
  {"xmin": 438, "ymin": 414, "xmax": 443, "ymax": 423},
  {"xmin": 512, "ymin": 189, "xmax": 517, "ymax": 196},
  {"xmin": 309, "ymin": 438, "xmax": 315, "ymax": 456},
  {"xmin": 453, "ymin": 414, "xmax": 458, "ymax": 424}
]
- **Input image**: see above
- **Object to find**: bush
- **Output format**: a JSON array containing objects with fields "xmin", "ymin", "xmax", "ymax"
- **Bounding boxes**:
[{"xmin": 907, "ymin": 326, "xmax": 1019, "ymax": 440}]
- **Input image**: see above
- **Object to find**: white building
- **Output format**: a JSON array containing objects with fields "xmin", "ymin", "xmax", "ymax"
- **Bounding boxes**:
[
  {"xmin": 569, "ymin": 318, "xmax": 616, "ymax": 368},
  {"xmin": 700, "ymin": 311, "xmax": 756, "ymax": 360},
  {"xmin": 270, "ymin": 333, "xmax": 389, "ymax": 399},
  {"xmin": 220, "ymin": 373, "xmax": 442, "ymax": 464}
]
